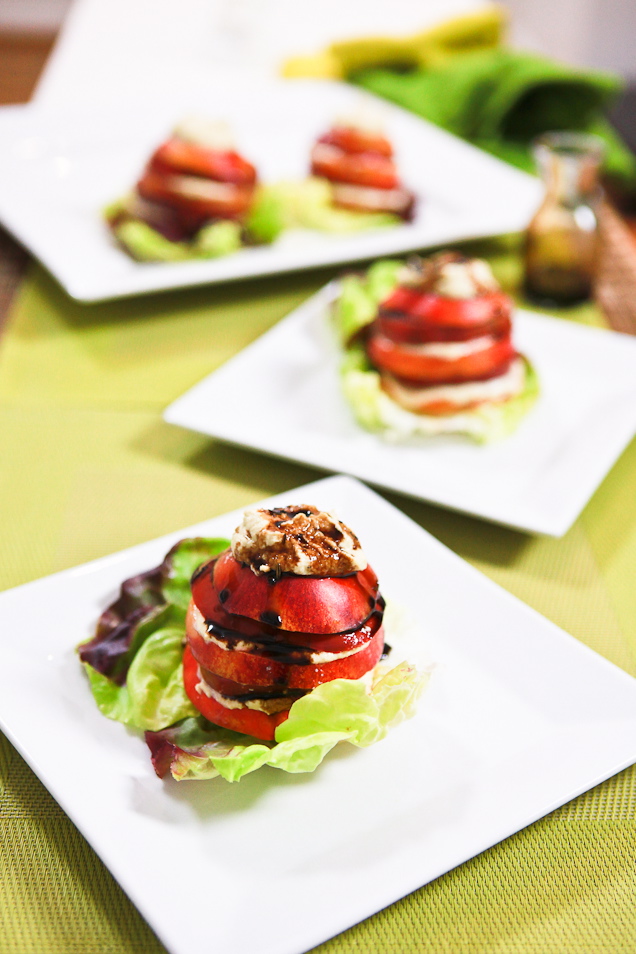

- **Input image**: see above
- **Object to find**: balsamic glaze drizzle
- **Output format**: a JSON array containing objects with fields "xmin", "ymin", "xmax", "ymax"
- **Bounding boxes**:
[{"xmin": 205, "ymin": 604, "xmax": 385, "ymax": 666}]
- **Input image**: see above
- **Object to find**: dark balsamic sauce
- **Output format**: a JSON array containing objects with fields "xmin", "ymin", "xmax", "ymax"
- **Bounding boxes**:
[
  {"xmin": 203, "ymin": 681, "xmax": 307, "ymax": 704},
  {"xmin": 190, "ymin": 559, "xmax": 213, "ymax": 585},
  {"xmin": 260, "ymin": 610, "xmax": 282, "ymax": 628},
  {"xmin": 381, "ymin": 642, "xmax": 392, "ymax": 659},
  {"xmin": 204, "ymin": 601, "xmax": 385, "ymax": 667},
  {"xmin": 218, "ymin": 588, "xmax": 230, "ymax": 604}
]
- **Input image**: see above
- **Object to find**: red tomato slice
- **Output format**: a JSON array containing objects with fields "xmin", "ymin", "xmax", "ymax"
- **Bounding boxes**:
[
  {"xmin": 318, "ymin": 127, "xmax": 393, "ymax": 157},
  {"xmin": 367, "ymin": 331, "xmax": 516, "ymax": 384},
  {"xmin": 378, "ymin": 290, "xmax": 512, "ymax": 342},
  {"xmin": 207, "ymin": 550, "xmax": 378, "ymax": 634},
  {"xmin": 378, "ymin": 310, "xmax": 512, "ymax": 344},
  {"xmin": 190, "ymin": 572, "xmax": 382, "ymax": 653},
  {"xmin": 197, "ymin": 669, "xmax": 305, "ymax": 701},
  {"xmin": 137, "ymin": 170, "xmax": 254, "ymax": 220},
  {"xmin": 186, "ymin": 600, "xmax": 384, "ymax": 687},
  {"xmin": 151, "ymin": 139, "xmax": 257, "ymax": 185},
  {"xmin": 182, "ymin": 645, "xmax": 289, "ymax": 741},
  {"xmin": 311, "ymin": 142, "xmax": 398, "ymax": 190}
]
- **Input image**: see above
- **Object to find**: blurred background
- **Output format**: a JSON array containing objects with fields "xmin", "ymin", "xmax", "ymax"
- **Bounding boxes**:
[{"xmin": 0, "ymin": 0, "xmax": 634, "ymax": 127}]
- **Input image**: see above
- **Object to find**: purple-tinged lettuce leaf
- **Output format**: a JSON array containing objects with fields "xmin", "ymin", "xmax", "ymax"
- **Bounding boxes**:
[
  {"xmin": 78, "ymin": 537, "xmax": 229, "ymax": 683},
  {"xmin": 84, "ymin": 624, "xmax": 197, "ymax": 731}
]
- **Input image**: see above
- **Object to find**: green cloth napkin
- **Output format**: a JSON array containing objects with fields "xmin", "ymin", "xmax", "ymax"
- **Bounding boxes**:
[
  {"xmin": 352, "ymin": 47, "xmax": 636, "ymax": 189},
  {"xmin": 1, "ymin": 248, "xmax": 636, "ymax": 954}
]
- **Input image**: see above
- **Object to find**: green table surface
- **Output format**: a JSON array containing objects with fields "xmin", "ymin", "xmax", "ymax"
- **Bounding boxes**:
[{"xmin": 1, "ymin": 239, "xmax": 636, "ymax": 954}]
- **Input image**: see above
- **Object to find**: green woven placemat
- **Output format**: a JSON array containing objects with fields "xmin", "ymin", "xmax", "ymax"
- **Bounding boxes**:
[{"xmin": 1, "ymin": 245, "xmax": 635, "ymax": 954}]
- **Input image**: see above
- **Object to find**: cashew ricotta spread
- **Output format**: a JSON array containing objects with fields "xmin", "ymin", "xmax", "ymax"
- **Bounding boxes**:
[
  {"xmin": 173, "ymin": 115, "xmax": 235, "ymax": 151},
  {"xmin": 399, "ymin": 251, "xmax": 499, "ymax": 299},
  {"xmin": 231, "ymin": 505, "xmax": 367, "ymax": 576}
]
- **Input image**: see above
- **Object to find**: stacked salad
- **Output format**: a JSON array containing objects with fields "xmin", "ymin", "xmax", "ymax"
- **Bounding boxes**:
[
  {"xmin": 334, "ymin": 252, "xmax": 539, "ymax": 443},
  {"xmin": 106, "ymin": 114, "xmax": 415, "ymax": 262},
  {"xmin": 78, "ymin": 506, "xmax": 426, "ymax": 782}
]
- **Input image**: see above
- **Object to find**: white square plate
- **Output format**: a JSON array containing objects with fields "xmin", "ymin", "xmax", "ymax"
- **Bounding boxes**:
[
  {"xmin": 0, "ymin": 79, "xmax": 542, "ymax": 302},
  {"xmin": 1, "ymin": 475, "xmax": 636, "ymax": 954},
  {"xmin": 164, "ymin": 283, "xmax": 636, "ymax": 536}
]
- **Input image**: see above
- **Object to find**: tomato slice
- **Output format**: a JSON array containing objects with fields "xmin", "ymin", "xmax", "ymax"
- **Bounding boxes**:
[
  {"xmin": 137, "ymin": 170, "xmax": 254, "ymax": 220},
  {"xmin": 318, "ymin": 128, "xmax": 393, "ymax": 157},
  {"xmin": 206, "ymin": 550, "xmax": 379, "ymax": 634},
  {"xmin": 367, "ymin": 331, "xmax": 516, "ymax": 384},
  {"xmin": 151, "ymin": 139, "xmax": 257, "ymax": 185},
  {"xmin": 377, "ymin": 290, "xmax": 512, "ymax": 342},
  {"xmin": 182, "ymin": 645, "xmax": 289, "ymax": 741},
  {"xmin": 381, "ymin": 361, "xmax": 522, "ymax": 415},
  {"xmin": 197, "ymin": 669, "xmax": 306, "ymax": 701},
  {"xmin": 186, "ymin": 600, "xmax": 384, "ymax": 687},
  {"xmin": 311, "ymin": 142, "xmax": 399, "ymax": 190},
  {"xmin": 190, "ymin": 573, "xmax": 382, "ymax": 653}
]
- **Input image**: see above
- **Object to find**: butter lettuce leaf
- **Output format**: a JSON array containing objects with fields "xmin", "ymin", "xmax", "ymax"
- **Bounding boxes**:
[
  {"xmin": 341, "ymin": 349, "xmax": 539, "ymax": 443},
  {"xmin": 247, "ymin": 178, "xmax": 399, "ymax": 244},
  {"xmin": 85, "ymin": 624, "xmax": 197, "ymax": 731},
  {"xmin": 332, "ymin": 259, "xmax": 402, "ymax": 344},
  {"xmin": 114, "ymin": 221, "xmax": 191, "ymax": 262},
  {"xmin": 145, "ymin": 662, "xmax": 428, "ymax": 782}
]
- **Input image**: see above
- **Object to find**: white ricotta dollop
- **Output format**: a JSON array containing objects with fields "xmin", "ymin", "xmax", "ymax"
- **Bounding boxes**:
[
  {"xmin": 173, "ymin": 115, "xmax": 235, "ymax": 151},
  {"xmin": 433, "ymin": 259, "xmax": 499, "ymax": 299},
  {"xmin": 333, "ymin": 102, "xmax": 387, "ymax": 135},
  {"xmin": 398, "ymin": 253, "xmax": 500, "ymax": 299},
  {"xmin": 231, "ymin": 505, "xmax": 367, "ymax": 576}
]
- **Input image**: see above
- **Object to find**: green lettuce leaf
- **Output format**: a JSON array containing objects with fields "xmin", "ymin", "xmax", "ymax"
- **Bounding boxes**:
[
  {"xmin": 114, "ymin": 221, "xmax": 192, "ymax": 262},
  {"xmin": 192, "ymin": 220, "xmax": 242, "ymax": 258},
  {"xmin": 247, "ymin": 178, "xmax": 399, "ymax": 244},
  {"xmin": 341, "ymin": 349, "xmax": 539, "ymax": 443},
  {"xmin": 160, "ymin": 537, "xmax": 229, "ymax": 611},
  {"xmin": 146, "ymin": 661, "xmax": 428, "ymax": 782},
  {"xmin": 332, "ymin": 259, "xmax": 402, "ymax": 344},
  {"xmin": 85, "ymin": 623, "xmax": 197, "ymax": 731}
]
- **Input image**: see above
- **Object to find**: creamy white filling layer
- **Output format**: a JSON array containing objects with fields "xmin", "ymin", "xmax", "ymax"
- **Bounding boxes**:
[
  {"xmin": 170, "ymin": 174, "xmax": 239, "ymax": 200},
  {"xmin": 332, "ymin": 183, "xmax": 409, "ymax": 212},
  {"xmin": 195, "ymin": 670, "xmax": 291, "ymax": 713},
  {"xmin": 385, "ymin": 357, "xmax": 525, "ymax": 410},
  {"xmin": 191, "ymin": 603, "xmax": 369, "ymax": 664},
  {"xmin": 379, "ymin": 334, "xmax": 496, "ymax": 360}
]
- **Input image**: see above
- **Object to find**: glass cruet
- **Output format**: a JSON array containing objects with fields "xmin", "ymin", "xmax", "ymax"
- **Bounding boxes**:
[{"xmin": 524, "ymin": 131, "xmax": 605, "ymax": 306}]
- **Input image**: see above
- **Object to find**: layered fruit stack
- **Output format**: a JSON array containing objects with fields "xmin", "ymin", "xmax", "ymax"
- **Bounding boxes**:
[
  {"xmin": 310, "ymin": 121, "xmax": 415, "ymax": 220},
  {"xmin": 115, "ymin": 116, "xmax": 258, "ymax": 242},
  {"xmin": 183, "ymin": 506, "xmax": 385, "ymax": 741},
  {"xmin": 366, "ymin": 252, "xmax": 526, "ymax": 417}
]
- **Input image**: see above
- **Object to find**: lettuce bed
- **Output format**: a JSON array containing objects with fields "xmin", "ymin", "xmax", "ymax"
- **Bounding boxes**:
[
  {"xmin": 79, "ymin": 538, "xmax": 426, "ymax": 782},
  {"xmin": 107, "ymin": 178, "xmax": 400, "ymax": 263},
  {"xmin": 332, "ymin": 260, "xmax": 540, "ymax": 444}
]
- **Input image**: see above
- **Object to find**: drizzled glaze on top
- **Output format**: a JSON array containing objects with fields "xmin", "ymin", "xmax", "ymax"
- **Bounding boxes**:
[
  {"xmin": 398, "ymin": 251, "xmax": 500, "ymax": 299},
  {"xmin": 231, "ymin": 505, "xmax": 367, "ymax": 577}
]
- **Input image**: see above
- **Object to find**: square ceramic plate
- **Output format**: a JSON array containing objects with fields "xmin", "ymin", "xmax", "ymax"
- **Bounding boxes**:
[
  {"xmin": 1, "ymin": 475, "xmax": 636, "ymax": 954},
  {"xmin": 165, "ymin": 283, "xmax": 636, "ymax": 536},
  {"xmin": 0, "ymin": 79, "xmax": 542, "ymax": 302}
]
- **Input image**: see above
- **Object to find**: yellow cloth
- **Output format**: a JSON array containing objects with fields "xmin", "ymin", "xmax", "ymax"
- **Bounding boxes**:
[
  {"xmin": 1, "ymin": 246, "xmax": 636, "ymax": 953},
  {"xmin": 282, "ymin": 5, "xmax": 505, "ymax": 79}
]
